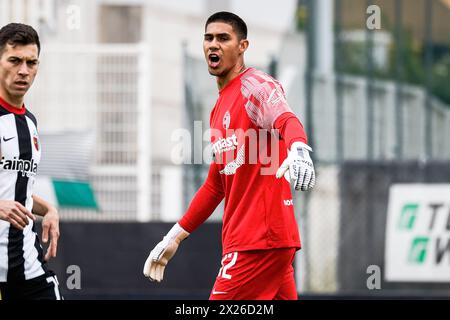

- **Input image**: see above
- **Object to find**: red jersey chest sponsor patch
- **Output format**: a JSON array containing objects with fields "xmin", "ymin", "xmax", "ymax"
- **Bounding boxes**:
[{"xmin": 210, "ymin": 90, "xmax": 252, "ymax": 173}]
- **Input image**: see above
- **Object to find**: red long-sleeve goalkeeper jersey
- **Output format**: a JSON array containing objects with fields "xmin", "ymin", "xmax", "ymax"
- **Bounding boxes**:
[{"xmin": 179, "ymin": 68, "xmax": 307, "ymax": 254}]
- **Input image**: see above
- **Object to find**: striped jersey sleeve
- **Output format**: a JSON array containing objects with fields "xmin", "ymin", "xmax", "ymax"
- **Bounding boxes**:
[{"xmin": 240, "ymin": 69, "xmax": 293, "ymax": 130}]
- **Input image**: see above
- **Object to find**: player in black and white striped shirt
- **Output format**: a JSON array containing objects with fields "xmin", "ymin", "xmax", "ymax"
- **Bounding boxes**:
[{"xmin": 0, "ymin": 23, "xmax": 62, "ymax": 300}]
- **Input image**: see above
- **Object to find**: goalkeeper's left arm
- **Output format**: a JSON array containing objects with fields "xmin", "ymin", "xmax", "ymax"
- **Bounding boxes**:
[{"xmin": 273, "ymin": 112, "xmax": 315, "ymax": 191}]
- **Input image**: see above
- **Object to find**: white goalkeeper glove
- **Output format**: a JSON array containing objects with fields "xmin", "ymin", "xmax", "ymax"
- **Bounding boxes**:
[
  {"xmin": 276, "ymin": 141, "xmax": 316, "ymax": 191},
  {"xmin": 143, "ymin": 223, "xmax": 190, "ymax": 282}
]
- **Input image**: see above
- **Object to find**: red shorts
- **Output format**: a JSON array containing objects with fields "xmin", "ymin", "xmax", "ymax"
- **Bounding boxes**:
[{"xmin": 209, "ymin": 248, "xmax": 297, "ymax": 300}]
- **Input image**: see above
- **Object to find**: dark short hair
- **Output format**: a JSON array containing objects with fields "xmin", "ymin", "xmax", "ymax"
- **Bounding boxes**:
[
  {"xmin": 205, "ymin": 11, "xmax": 247, "ymax": 40},
  {"xmin": 0, "ymin": 23, "xmax": 40, "ymax": 56}
]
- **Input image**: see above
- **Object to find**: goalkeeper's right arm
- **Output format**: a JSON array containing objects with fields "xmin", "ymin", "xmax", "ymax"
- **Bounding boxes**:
[
  {"xmin": 143, "ymin": 163, "xmax": 224, "ymax": 283},
  {"xmin": 143, "ymin": 223, "xmax": 189, "ymax": 282}
]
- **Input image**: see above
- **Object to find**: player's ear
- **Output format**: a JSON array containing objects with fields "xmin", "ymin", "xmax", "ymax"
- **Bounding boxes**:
[{"xmin": 239, "ymin": 39, "xmax": 249, "ymax": 54}]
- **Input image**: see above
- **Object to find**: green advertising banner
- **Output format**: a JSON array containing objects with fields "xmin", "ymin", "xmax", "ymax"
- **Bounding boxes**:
[{"xmin": 385, "ymin": 184, "xmax": 450, "ymax": 282}]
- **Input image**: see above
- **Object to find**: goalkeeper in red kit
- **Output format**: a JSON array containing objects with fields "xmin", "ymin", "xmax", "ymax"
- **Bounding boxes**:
[{"xmin": 143, "ymin": 11, "xmax": 315, "ymax": 300}]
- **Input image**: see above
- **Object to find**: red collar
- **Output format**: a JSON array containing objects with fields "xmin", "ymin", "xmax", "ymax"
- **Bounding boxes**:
[{"xmin": 0, "ymin": 96, "xmax": 26, "ymax": 115}]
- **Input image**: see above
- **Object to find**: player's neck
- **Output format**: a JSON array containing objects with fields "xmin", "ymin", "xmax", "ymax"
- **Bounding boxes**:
[
  {"xmin": 217, "ymin": 63, "xmax": 247, "ymax": 91},
  {"xmin": 0, "ymin": 91, "xmax": 24, "ymax": 109}
]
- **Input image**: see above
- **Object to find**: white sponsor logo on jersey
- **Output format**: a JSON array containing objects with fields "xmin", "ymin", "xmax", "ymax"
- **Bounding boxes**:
[
  {"xmin": 219, "ymin": 145, "xmax": 245, "ymax": 176},
  {"xmin": 211, "ymin": 134, "xmax": 238, "ymax": 155}
]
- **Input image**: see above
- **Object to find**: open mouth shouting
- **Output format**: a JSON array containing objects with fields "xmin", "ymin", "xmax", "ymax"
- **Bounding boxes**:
[{"xmin": 208, "ymin": 53, "xmax": 221, "ymax": 68}]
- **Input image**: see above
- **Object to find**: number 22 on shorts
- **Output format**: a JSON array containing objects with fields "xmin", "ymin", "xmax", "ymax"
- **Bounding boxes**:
[{"xmin": 218, "ymin": 252, "xmax": 238, "ymax": 279}]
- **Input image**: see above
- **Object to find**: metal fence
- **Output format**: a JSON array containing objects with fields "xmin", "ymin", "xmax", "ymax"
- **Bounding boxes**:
[
  {"xmin": 27, "ymin": 44, "xmax": 155, "ymax": 221},
  {"xmin": 310, "ymin": 75, "xmax": 450, "ymax": 163}
]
